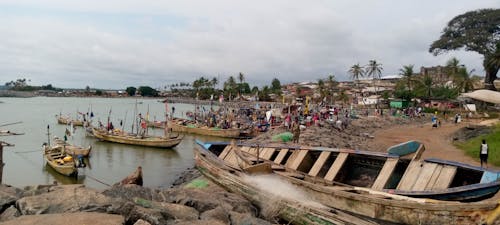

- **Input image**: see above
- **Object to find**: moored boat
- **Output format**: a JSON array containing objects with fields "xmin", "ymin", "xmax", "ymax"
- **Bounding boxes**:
[
  {"xmin": 53, "ymin": 137, "xmax": 92, "ymax": 157},
  {"xmin": 56, "ymin": 115, "xmax": 84, "ymax": 126},
  {"xmin": 170, "ymin": 117, "xmax": 241, "ymax": 138},
  {"xmin": 195, "ymin": 140, "xmax": 500, "ymax": 225},
  {"xmin": 92, "ymin": 128, "xmax": 183, "ymax": 148},
  {"xmin": 42, "ymin": 143, "xmax": 78, "ymax": 177}
]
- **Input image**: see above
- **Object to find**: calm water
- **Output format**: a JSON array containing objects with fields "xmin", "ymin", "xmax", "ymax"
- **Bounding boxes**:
[{"xmin": 0, "ymin": 97, "xmax": 225, "ymax": 189}]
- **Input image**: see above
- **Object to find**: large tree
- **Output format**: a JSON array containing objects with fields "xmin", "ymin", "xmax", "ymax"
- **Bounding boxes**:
[
  {"xmin": 399, "ymin": 64, "xmax": 415, "ymax": 92},
  {"xmin": 348, "ymin": 63, "xmax": 365, "ymax": 84},
  {"xmin": 429, "ymin": 9, "xmax": 500, "ymax": 90}
]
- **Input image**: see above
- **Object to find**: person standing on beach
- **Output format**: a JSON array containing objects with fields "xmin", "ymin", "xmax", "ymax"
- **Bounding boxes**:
[{"xmin": 480, "ymin": 139, "xmax": 489, "ymax": 168}]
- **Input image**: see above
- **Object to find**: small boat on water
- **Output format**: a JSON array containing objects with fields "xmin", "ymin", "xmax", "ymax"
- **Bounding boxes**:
[
  {"xmin": 92, "ymin": 128, "xmax": 183, "ymax": 148},
  {"xmin": 169, "ymin": 117, "xmax": 242, "ymax": 138},
  {"xmin": 56, "ymin": 115, "xmax": 84, "ymax": 126},
  {"xmin": 0, "ymin": 130, "xmax": 24, "ymax": 136},
  {"xmin": 195, "ymin": 140, "xmax": 500, "ymax": 225},
  {"xmin": 53, "ymin": 137, "xmax": 92, "ymax": 157},
  {"xmin": 42, "ymin": 143, "xmax": 78, "ymax": 177}
]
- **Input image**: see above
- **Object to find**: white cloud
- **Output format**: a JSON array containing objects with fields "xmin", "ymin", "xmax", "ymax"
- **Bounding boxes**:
[{"xmin": 0, "ymin": 0, "xmax": 497, "ymax": 88}]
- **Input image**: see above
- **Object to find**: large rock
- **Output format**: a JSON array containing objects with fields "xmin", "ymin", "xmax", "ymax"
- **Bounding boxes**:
[
  {"xmin": 130, "ymin": 198, "xmax": 198, "ymax": 222},
  {"xmin": 229, "ymin": 211, "xmax": 272, "ymax": 225},
  {"xmin": 200, "ymin": 206, "xmax": 229, "ymax": 224},
  {"xmin": 171, "ymin": 219, "xmax": 226, "ymax": 225},
  {"xmin": 0, "ymin": 212, "xmax": 124, "ymax": 225},
  {"xmin": 0, "ymin": 184, "xmax": 23, "ymax": 212},
  {"xmin": 102, "ymin": 184, "xmax": 159, "ymax": 202},
  {"xmin": 16, "ymin": 184, "xmax": 121, "ymax": 215},
  {"xmin": 161, "ymin": 179, "xmax": 256, "ymax": 214},
  {"xmin": 0, "ymin": 205, "xmax": 20, "ymax": 222},
  {"xmin": 126, "ymin": 205, "xmax": 169, "ymax": 225},
  {"xmin": 133, "ymin": 219, "xmax": 152, "ymax": 225}
]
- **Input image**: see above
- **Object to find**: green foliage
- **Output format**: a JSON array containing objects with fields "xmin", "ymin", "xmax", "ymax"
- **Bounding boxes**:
[
  {"xmin": 258, "ymin": 85, "xmax": 272, "ymax": 101},
  {"xmin": 251, "ymin": 86, "xmax": 259, "ymax": 94},
  {"xmin": 348, "ymin": 63, "xmax": 365, "ymax": 81},
  {"xmin": 95, "ymin": 89, "xmax": 103, "ymax": 96},
  {"xmin": 455, "ymin": 125, "xmax": 500, "ymax": 166},
  {"xmin": 365, "ymin": 60, "xmax": 383, "ymax": 79},
  {"xmin": 138, "ymin": 86, "xmax": 158, "ymax": 97},
  {"xmin": 125, "ymin": 86, "xmax": 137, "ymax": 96},
  {"xmin": 430, "ymin": 8, "xmax": 500, "ymax": 89},
  {"xmin": 192, "ymin": 76, "xmax": 218, "ymax": 99},
  {"xmin": 271, "ymin": 78, "xmax": 282, "ymax": 95}
]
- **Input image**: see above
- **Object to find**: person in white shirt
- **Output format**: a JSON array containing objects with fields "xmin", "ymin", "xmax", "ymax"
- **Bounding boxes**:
[{"xmin": 480, "ymin": 139, "xmax": 489, "ymax": 168}]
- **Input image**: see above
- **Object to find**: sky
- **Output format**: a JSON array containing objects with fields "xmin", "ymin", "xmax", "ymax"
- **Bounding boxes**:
[{"xmin": 0, "ymin": 1, "xmax": 498, "ymax": 89}]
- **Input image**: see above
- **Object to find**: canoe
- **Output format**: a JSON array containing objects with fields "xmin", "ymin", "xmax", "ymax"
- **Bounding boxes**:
[
  {"xmin": 169, "ymin": 118, "xmax": 241, "ymax": 138},
  {"xmin": 92, "ymin": 128, "xmax": 183, "ymax": 148},
  {"xmin": 53, "ymin": 137, "xmax": 92, "ymax": 157},
  {"xmin": 194, "ymin": 142, "xmax": 381, "ymax": 225},
  {"xmin": 42, "ymin": 144, "xmax": 78, "ymax": 177},
  {"xmin": 196, "ymin": 140, "xmax": 500, "ymax": 225},
  {"xmin": 0, "ymin": 130, "xmax": 24, "ymax": 136},
  {"xmin": 56, "ymin": 115, "xmax": 84, "ymax": 126}
]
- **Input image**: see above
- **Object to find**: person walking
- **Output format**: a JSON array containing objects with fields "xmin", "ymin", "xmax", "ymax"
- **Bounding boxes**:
[{"xmin": 480, "ymin": 139, "xmax": 489, "ymax": 168}]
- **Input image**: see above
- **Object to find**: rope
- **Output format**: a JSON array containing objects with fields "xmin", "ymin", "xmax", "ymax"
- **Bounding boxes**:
[
  {"xmin": 85, "ymin": 174, "xmax": 112, "ymax": 187},
  {"xmin": 13, "ymin": 149, "xmax": 42, "ymax": 154}
]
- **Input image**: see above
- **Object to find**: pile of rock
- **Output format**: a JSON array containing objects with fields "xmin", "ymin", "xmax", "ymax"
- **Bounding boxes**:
[
  {"xmin": 245, "ymin": 116, "xmax": 428, "ymax": 151},
  {"xmin": 0, "ymin": 178, "xmax": 273, "ymax": 225}
]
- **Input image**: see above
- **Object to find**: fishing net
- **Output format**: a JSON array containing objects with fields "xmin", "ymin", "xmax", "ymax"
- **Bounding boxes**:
[{"xmin": 272, "ymin": 132, "xmax": 293, "ymax": 142}]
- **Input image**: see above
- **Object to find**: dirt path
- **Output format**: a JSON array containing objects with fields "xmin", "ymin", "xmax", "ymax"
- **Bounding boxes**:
[{"xmin": 371, "ymin": 120, "xmax": 499, "ymax": 169}]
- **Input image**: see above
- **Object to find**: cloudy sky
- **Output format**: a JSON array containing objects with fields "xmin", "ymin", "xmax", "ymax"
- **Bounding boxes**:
[{"xmin": 0, "ymin": 0, "xmax": 498, "ymax": 89}]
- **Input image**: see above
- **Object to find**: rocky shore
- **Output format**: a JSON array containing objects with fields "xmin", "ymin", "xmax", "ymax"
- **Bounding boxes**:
[{"xmin": 0, "ymin": 176, "xmax": 273, "ymax": 225}]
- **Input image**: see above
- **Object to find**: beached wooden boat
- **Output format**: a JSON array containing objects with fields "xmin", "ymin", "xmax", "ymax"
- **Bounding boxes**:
[
  {"xmin": 53, "ymin": 137, "xmax": 92, "ymax": 157},
  {"xmin": 169, "ymin": 118, "xmax": 241, "ymax": 138},
  {"xmin": 56, "ymin": 115, "xmax": 84, "ymax": 126},
  {"xmin": 42, "ymin": 143, "xmax": 78, "ymax": 177},
  {"xmin": 92, "ymin": 128, "xmax": 183, "ymax": 148},
  {"xmin": 194, "ymin": 142, "xmax": 381, "ymax": 225},
  {"xmin": 195, "ymin": 140, "xmax": 500, "ymax": 225}
]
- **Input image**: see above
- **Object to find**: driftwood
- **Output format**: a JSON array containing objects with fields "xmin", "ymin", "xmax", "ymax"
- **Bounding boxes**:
[{"xmin": 118, "ymin": 166, "xmax": 143, "ymax": 186}]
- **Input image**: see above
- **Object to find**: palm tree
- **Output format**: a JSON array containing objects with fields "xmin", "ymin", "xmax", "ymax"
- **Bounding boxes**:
[
  {"xmin": 326, "ymin": 75, "xmax": 337, "ymax": 104},
  {"xmin": 454, "ymin": 68, "xmax": 480, "ymax": 93},
  {"xmin": 446, "ymin": 57, "xmax": 461, "ymax": 76},
  {"xmin": 365, "ymin": 60, "xmax": 383, "ymax": 100},
  {"xmin": 238, "ymin": 72, "xmax": 245, "ymax": 84},
  {"xmin": 348, "ymin": 63, "xmax": 365, "ymax": 85},
  {"xmin": 317, "ymin": 79, "xmax": 326, "ymax": 101},
  {"xmin": 399, "ymin": 64, "xmax": 415, "ymax": 92},
  {"xmin": 211, "ymin": 77, "xmax": 218, "ymax": 89},
  {"xmin": 415, "ymin": 74, "xmax": 434, "ymax": 99}
]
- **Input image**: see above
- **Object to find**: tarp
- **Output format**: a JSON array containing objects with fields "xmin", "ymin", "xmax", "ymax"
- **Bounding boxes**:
[{"xmin": 462, "ymin": 90, "xmax": 500, "ymax": 104}]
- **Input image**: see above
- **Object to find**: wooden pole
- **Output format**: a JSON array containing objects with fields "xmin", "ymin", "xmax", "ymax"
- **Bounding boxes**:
[{"xmin": 0, "ymin": 141, "xmax": 14, "ymax": 184}]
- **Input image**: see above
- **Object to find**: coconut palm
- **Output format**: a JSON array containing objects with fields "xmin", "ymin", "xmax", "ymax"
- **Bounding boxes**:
[
  {"xmin": 415, "ymin": 74, "xmax": 434, "ymax": 99},
  {"xmin": 365, "ymin": 60, "xmax": 383, "ymax": 99},
  {"xmin": 399, "ymin": 64, "xmax": 415, "ymax": 92},
  {"xmin": 454, "ymin": 68, "xmax": 480, "ymax": 93},
  {"xmin": 348, "ymin": 63, "xmax": 365, "ymax": 84},
  {"xmin": 211, "ymin": 77, "xmax": 218, "ymax": 89},
  {"xmin": 446, "ymin": 57, "xmax": 462, "ymax": 77},
  {"xmin": 238, "ymin": 72, "xmax": 245, "ymax": 84}
]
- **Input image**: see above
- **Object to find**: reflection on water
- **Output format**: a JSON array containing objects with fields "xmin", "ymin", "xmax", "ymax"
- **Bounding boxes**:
[{"xmin": 0, "ymin": 97, "xmax": 226, "ymax": 190}]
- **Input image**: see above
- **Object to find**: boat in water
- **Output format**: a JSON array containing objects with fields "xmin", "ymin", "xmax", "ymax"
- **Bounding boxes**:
[
  {"xmin": 92, "ymin": 128, "xmax": 183, "ymax": 148},
  {"xmin": 56, "ymin": 115, "xmax": 84, "ymax": 126},
  {"xmin": 53, "ymin": 137, "xmax": 92, "ymax": 157},
  {"xmin": 195, "ymin": 140, "xmax": 500, "ymax": 225},
  {"xmin": 169, "ymin": 117, "xmax": 242, "ymax": 138},
  {"xmin": 42, "ymin": 143, "xmax": 78, "ymax": 177}
]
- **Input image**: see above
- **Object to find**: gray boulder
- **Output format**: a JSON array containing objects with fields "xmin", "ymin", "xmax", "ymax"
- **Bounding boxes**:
[
  {"xmin": 0, "ymin": 184, "xmax": 22, "ymax": 211},
  {"xmin": 200, "ymin": 206, "xmax": 229, "ymax": 224},
  {"xmin": 0, "ymin": 205, "xmax": 20, "ymax": 222},
  {"xmin": 229, "ymin": 211, "xmax": 272, "ymax": 225},
  {"xmin": 171, "ymin": 219, "xmax": 226, "ymax": 225},
  {"xmin": 0, "ymin": 212, "xmax": 124, "ymax": 225},
  {"xmin": 16, "ymin": 184, "xmax": 120, "ymax": 215},
  {"xmin": 102, "ymin": 184, "xmax": 159, "ymax": 202}
]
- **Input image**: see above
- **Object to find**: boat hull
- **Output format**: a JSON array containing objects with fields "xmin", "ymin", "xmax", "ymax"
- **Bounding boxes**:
[
  {"xmin": 92, "ymin": 128, "xmax": 182, "ymax": 148},
  {"xmin": 56, "ymin": 116, "xmax": 84, "ymax": 126},
  {"xmin": 196, "ymin": 141, "xmax": 500, "ymax": 225},
  {"xmin": 43, "ymin": 146, "xmax": 77, "ymax": 177},
  {"xmin": 170, "ymin": 119, "xmax": 241, "ymax": 138}
]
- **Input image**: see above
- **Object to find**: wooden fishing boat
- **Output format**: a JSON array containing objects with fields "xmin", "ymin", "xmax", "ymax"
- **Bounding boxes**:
[
  {"xmin": 53, "ymin": 137, "xmax": 92, "ymax": 157},
  {"xmin": 42, "ymin": 143, "xmax": 77, "ymax": 177},
  {"xmin": 0, "ymin": 130, "xmax": 24, "ymax": 136},
  {"xmin": 170, "ymin": 118, "xmax": 241, "ymax": 138},
  {"xmin": 195, "ymin": 140, "xmax": 500, "ymax": 225},
  {"xmin": 92, "ymin": 128, "xmax": 183, "ymax": 148},
  {"xmin": 194, "ymin": 142, "xmax": 381, "ymax": 225},
  {"xmin": 56, "ymin": 115, "xmax": 84, "ymax": 126}
]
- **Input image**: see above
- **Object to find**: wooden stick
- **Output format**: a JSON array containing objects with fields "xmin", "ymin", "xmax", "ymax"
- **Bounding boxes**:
[{"xmin": 0, "ymin": 121, "xmax": 22, "ymax": 127}]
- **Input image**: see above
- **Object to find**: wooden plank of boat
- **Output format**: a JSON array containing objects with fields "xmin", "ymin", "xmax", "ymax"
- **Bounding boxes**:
[
  {"xmin": 259, "ymin": 147, "xmax": 275, "ymax": 160},
  {"xmin": 274, "ymin": 149, "xmax": 289, "ymax": 164},
  {"xmin": 308, "ymin": 151, "xmax": 331, "ymax": 177},
  {"xmin": 412, "ymin": 162, "xmax": 438, "ymax": 191},
  {"xmin": 240, "ymin": 146, "xmax": 251, "ymax": 152},
  {"xmin": 219, "ymin": 145, "xmax": 232, "ymax": 159},
  {"xmin": 285, "ymin": 150, "xmax": 309, "ymax": 170},
  {"xmin": 431, "ymin": 165, "xmax": 457, "ymax": 190},
  {"xmin": 324, "ymin": 152, "xmax": 349, "ymax": 182},
  {"xmin": 371, "ymin": 158, "xmax": 399, "ymax": 190},
  {"xmin": 425, "ymin": 164, "xmax": 443, "ymax": 190},
  {"xmin": 396, "ymin": 160, "xmax": 424, "ymax": 190}
]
